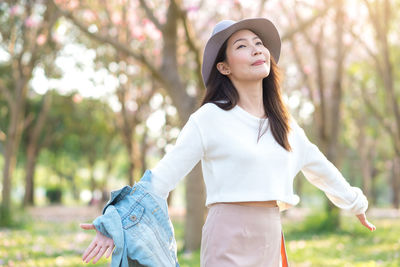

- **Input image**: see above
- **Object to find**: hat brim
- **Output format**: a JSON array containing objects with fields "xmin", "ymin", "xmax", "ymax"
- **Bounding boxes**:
[{"xmin": 201, "ymin": 18, "xmax": 281, "ymax": 86}]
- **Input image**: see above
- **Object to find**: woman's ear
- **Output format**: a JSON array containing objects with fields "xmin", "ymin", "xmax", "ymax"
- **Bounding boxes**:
[{"xmin": 216, "ymin": 62, "xmax": 231, "ymax": 75}]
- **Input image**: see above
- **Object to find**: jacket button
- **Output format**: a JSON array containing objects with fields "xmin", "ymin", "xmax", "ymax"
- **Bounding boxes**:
[{"xmin": 131, "ymin": 215, "xmax": 136, "ymax": 221}]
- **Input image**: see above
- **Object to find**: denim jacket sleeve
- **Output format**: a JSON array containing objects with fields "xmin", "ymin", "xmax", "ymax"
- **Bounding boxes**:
[
  {"xmin": 92, "ymin": 186, "xmax": 131, "ymax": 267},
  {"xmin": 90, "ymin": 171, "xmax": 180, "ymax": 267}
]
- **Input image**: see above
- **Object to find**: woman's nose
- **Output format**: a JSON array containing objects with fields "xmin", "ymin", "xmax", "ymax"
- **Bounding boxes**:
[{"xmin": 252, "ymin": 47, "xmax": 262, "ymax": 55}]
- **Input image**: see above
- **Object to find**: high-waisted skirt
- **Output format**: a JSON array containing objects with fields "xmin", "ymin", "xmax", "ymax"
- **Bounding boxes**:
[{"xmin": 200, "ymin": 203, "xmax": 286, "ymax": 267}]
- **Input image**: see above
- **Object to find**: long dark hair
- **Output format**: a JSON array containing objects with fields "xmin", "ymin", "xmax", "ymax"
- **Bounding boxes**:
[{"xmin": 199, "ymin": 36, "xmax": 293, "ymax": 152}]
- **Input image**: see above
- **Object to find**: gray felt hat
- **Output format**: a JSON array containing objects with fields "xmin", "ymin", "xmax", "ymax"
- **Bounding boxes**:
[{"xmin": 201, "ymin": 17, "xmax": 281, "ymax": 86}]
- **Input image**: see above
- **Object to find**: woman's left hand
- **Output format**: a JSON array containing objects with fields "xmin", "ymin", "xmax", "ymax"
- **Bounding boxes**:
[{"xmin": 356, "ymin": 213, "xmax": 376, "ymax": 232}]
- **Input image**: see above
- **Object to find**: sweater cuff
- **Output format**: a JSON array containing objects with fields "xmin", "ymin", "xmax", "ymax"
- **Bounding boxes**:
[{"xmin": 338, "ymin": 187, "xmax": 369, "ymax": 215}]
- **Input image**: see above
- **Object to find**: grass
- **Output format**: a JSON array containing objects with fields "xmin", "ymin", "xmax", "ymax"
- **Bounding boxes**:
[
  {"xmin": 282, "ymin": 216, "xmax": 400, "ymax": 267},
  {"xmin": 0, "ymin": 210, "xmax": 399, "ymax": 266}
]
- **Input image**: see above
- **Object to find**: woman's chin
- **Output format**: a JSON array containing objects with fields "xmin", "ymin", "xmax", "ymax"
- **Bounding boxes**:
[
  {"xmin": 252, "ymin": 71, "xmax": 270, "ymax": 80},
  {"xmin": 235, "ymin": 70, "xmax": 270, "ymax": 81}
]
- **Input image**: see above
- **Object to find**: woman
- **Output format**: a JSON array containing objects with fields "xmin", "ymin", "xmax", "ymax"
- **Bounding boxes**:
[{"xmin": 80, "ymin": 18, "xmax": 376, "ymax": 266}]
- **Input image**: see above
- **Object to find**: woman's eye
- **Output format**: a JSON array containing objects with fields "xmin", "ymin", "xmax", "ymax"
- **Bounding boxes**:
[{"xmin": 237, "ymin": 42, "xmax": 262, "ymax": 49}]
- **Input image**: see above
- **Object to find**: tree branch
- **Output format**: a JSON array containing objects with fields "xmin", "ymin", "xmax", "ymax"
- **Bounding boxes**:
[
  {"xmin": 279, "ymin": 1, "xmax": 315, "ymax": 104},
  {"xmin": 359, "ymin": 85, "xmax": 394, "ymax": 137},
  {"xmin": 178, "ymin": 8, "xmax": 203, "ymax": 89},
  {"xmin": 344, "ymin": 25, "xmax": 384, "ymax": 81},
  {"xmin": 138, "ymin": 0, "xmax": 164, "ymax": 31},
  {"xmin": 52, "ymin": 0, "xmax": 166, "ymax": 85},
  {"xmin": 257, "ymin": 0, "xmax": 268, "ymax": 17},
  {"xmin": 281, "ymin": 2, "xmax": 331, "ymax": 41}
]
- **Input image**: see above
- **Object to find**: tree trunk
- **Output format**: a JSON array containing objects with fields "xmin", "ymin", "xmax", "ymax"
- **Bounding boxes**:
[
  {"xmin": 23, "ymin": 93, "xmax": 51, "ymax": 206},
  {"xmin": 71, "ymin": 174, "xmax": 80, "ymax": 201},
  {"xmin": 23, "ymin": 143, "xmax": 38, "ymax": 206},
  {"xmin": 392, "ymin": 156, "xmax": 400, "ymax": 209},
  {"xmin": 184, "ymin": 163, "xmax": 206, "ymax": 252},
  {"xmin": 1, "ymin": 82, "xmax": 28, "ymax": 222},
  {"xmin": 357, "ymin": 115, "xmax": 372, "ymax": 201}
]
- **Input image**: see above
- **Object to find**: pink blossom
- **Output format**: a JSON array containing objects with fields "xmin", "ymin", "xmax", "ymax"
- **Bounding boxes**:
[
  {"xmin": 303, "ymin": 65, "xmax": 312, "ymax": 75},
  {"xmin": 73, "ymin": 93, "xmax": 82, "ymax": 103},
  {"xmin": 83, "ymin": 10, "xmax": 96, "ymax": 23},
  {"xmin": 111, "ymin": 12, "xmax": 122, "ymax": 25},
  {"xmin": 131, "ymin": 26, "xmax": 144, "ymax": 40},
  {"xmin": 54, "ymin": 0, "xmax": 78, "ymax": 10},
  {"xmin": 25, "ymin": 16, "xmax": 39, "ymax": 28},
  {"xmin": 67, "ymin": 0, "xmax": 78, "ymax": 9},
  {"xmin": 10, "ymin": 5, "xmax": 22, "ymax": 16},
  {"xmin": 51, "ymin": 33, "xmax": 61, "ymax": 44},
  {"xmin": 186, "ymin": 6, "xmax": 199, "ymax": 13},
  {"xmin": 36, "ymin": 34, "xmax": 47, "ymax": 45},
  {"xmin": 142, "ymin": 18, "xmax": 151, "ymax": 27},
  {"xmin": 144, "ymin": 21, "xmax": 161, "ymax": 40}
]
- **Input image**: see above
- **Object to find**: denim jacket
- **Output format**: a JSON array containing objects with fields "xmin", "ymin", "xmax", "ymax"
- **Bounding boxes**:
[{"xmin": 92, "ymin": 169, "xmax": 180, "ymax": 267}]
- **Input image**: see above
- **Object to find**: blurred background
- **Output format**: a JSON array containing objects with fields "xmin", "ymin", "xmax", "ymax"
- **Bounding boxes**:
[{"xmin": 0, "ymin": 0, "xmax": 399, "ymax": 266}]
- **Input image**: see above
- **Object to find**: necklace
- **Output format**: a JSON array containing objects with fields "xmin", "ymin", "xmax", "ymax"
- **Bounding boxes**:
[{"xmin": 257, "ymin": 116, "xmax": 268, "ymax": 143}]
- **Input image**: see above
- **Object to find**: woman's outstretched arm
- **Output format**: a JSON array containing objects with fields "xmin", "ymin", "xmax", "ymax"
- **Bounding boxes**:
[{"xmin": 292, "ymin": 118, "xmax": 376, "ymax": 232}]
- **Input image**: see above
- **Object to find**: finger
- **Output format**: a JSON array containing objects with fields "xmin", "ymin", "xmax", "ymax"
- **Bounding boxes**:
[
  {"xmin": 105, "ymin": 244, "xmax": 115, "ymax": 258},
  {"xmin": 365, "ymin": 220, "xmax": 376, "ymax": 231},
  {"xmin": 85, "ymin": 244, "xmax": 101, "ymax": 263},
  {"xmin": 356, "ymin": 213, "xmax": 376, "ymax": 231},
  {"xmin": 92, "ymin": 245, "xmax": 108, "ymax": 264},
  {"xmin": 82, "ymin": 240, "xmax": 96, "ymax": 261},
  {"xmin": 362, "ymin": 215, "xmax": 376, "ymax": 229},
  {"xmin": 80, "ymin": 223, "xmax": 95, "ymax": 230},
  {"xmin": 361, "ymin": 219, "xmax": 375, "ymax": 231}
]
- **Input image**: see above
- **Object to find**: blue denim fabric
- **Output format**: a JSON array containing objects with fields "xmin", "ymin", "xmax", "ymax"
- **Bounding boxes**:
[{"xmin": 93, "ymin": 169, "xmax": 180, "ymax": 267}]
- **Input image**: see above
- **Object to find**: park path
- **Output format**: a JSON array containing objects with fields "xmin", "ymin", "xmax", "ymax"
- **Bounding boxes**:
[{"xmin": 27, "ymin": 204, "xmax": 400, "ymax": 223}]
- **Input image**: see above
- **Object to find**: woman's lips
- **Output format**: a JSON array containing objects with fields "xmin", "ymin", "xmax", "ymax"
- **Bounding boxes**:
[{"xmin": 251, "ymin": 60, "xmax": 265, "ymax": 66}]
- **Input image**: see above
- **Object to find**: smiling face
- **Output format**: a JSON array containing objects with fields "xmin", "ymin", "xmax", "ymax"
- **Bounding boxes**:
[{"xmin": 216, "ymin": 29, "xmax": 271, "ymax": 82}]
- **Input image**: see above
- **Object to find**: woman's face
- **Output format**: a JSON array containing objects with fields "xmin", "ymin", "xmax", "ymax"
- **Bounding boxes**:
[{"xmin": 217, "ymin": 29, "xmax": 271, "ymax": 82}]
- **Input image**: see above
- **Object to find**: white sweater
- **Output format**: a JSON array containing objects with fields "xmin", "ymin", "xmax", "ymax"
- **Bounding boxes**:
[{"xmin": 150, "ymin": 102, "xmax": 368, "ymax": 215}]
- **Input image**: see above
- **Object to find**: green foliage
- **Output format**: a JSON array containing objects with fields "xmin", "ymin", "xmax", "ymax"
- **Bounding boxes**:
[
  {"xmin": 287, "ymin": 208, "xmax": 341, "ymax": 235},
  {"xmin": 0, "ymin": 205, "xmax": 12, "ymax": 227},
  {"xmin": 45, "ymin": 187, "xmax": 63, "ymax": 204},
  {"xmin": 0, "ymin": 205, "xmax": 31, "ymax": 228}
]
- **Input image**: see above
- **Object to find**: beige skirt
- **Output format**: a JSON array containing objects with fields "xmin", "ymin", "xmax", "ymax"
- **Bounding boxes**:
[{"xmin": 200, "ymin": 203, "xmax": 284, "ymax": 267}]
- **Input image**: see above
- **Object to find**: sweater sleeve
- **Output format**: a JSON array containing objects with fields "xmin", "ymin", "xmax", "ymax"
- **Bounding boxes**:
[
  {"xmin": 292, "ymin": 118, "xmax": 368, "ymax": 215},
  {"xmin": 150, "ymin": 115, "xmax": 205, "ymax": 199}
]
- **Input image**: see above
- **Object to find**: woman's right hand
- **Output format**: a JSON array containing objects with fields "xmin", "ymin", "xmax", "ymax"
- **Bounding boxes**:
[
  {"xmin": 80, "ymin": 223, "xmax": 115, "ymax": 264},
  {"xmin": 356, "ymin": 213, "xmax": 376, "ymax": 232}
]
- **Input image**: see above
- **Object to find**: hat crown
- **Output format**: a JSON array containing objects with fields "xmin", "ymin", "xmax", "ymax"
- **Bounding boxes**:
[{"xmin": 211, "ymin": 20, "xmax": 236, "ymax": 36}]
